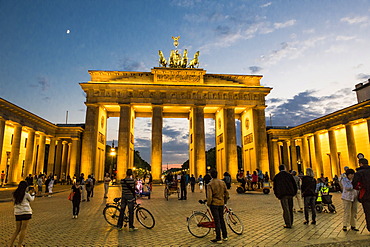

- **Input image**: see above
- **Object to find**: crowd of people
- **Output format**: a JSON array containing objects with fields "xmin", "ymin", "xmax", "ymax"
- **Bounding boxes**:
[
  {"xmin": 273, "ymin": 158, "xmax": 370, "ymax": 233},
  {"xmin": 7, "ymin": 157, "xmax": 370, "ymax": 246}
]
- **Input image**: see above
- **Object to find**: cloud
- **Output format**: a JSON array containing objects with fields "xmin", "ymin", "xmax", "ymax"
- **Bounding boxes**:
[
  {"xmin": 249, "ymin": 66, "xmax": 262, "ymax": 74},
  {"xmin": 357, "ymin": 73, "xmax": 370, "ymax": 80},
  {"xmin": 335, "ymin": 35, "xmax": 355, "ymax": 41},
  {"xmin": 266, "ymin": 88, "xmax": 356, "ymax": 126},
  {"xmin": 260, "ymin": 2, "xmax": 272, "ymax": 8},
  {"xmin": 261, "ymin": 36, "xmax": 327, "ymax": 65},
  {"xmin": 274, "ymin": 19, "xmax": 296, "ymax": 29},
  {"xmin": 340, "ymin": 16, "xmax": 368, "ymax": 25},
  {"xmin": 30, "ymin": 76, "xmax": 50, "ymax": 91},
  {"xmin": 118, "ymin": 57, "xmax": 147, "ymax": 71}
]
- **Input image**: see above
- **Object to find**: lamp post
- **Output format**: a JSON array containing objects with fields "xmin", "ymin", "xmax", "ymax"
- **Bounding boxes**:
[{"xmin": 109, "ymin": 144, "xmax": 116, "ymax": 176}]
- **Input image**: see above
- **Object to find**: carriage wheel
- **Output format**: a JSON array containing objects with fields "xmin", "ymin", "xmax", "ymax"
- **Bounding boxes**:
[{"xmin": 164, "ymin": 187, "xmax": 169, "ymax": 201}]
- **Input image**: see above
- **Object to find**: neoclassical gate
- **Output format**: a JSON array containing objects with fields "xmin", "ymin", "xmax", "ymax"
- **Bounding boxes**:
[{"xmin": 79, "ymin": 66, "xmax": 271, "ymax": 182}]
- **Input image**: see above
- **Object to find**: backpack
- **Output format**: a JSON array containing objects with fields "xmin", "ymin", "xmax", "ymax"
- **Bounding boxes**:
[{"xmin": 85, "ymin": 179, "xmax": 91, "ymax": 187}]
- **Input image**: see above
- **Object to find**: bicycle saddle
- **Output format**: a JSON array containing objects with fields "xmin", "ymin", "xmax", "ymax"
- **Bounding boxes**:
[{"xmin": 198, "ymin": 199, "xmax": 207, "ymax": 204}]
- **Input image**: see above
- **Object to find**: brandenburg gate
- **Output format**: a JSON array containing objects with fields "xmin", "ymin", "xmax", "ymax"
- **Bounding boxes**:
[{"xmin": 79, "ymin": 39, "xmax": 271, "ymax": 182}]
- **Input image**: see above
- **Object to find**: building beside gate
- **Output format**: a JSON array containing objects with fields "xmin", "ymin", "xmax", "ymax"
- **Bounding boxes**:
[
  {"xmin": 0, "ymin": 98, "xmax": 83, "ymax": 184},
  {"xmin": 267, "ymin": 80, "xmax": 370, "ymax": 178}
]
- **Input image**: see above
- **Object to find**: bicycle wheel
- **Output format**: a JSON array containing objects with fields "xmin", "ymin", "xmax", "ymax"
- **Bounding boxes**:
[
  {"xmin": 103, "ymin": 205, "xmax": 120, "ymax": 226},
  {"xmin": 136, "ymin": 207, "xmax": 155, "ymax": 229},
  {"xmin": 225, "ymin": 211, "xmax": 243, "ymax": 235},
  {"xmin": 187, "ymin": 212, "xmax": 212, "ymax": 238}
]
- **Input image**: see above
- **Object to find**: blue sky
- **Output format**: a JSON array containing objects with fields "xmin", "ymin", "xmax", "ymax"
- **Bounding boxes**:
[{"xmin": 1, "ymin": 0, "xmax": 370, "ymax": 164}]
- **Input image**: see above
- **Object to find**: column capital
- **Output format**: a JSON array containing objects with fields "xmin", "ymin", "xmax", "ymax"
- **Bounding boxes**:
[{"xmin": 85, "ymin": 102, "xmax": 99, "ymax": 107}]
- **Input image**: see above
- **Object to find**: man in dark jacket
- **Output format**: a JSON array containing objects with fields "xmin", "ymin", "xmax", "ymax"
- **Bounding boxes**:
[
  {"xmin": 273, "ymin": 164, "xmax": 298, "ymax": 228},
  {"xmin": 352, "ymin": 158, "xmax": 370, "ymax": 232}
]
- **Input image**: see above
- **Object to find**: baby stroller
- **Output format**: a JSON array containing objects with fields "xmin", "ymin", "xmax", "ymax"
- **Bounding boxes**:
[{"xmin": 315, "ymin": 185, "xmax": 336, "ymax": 213}]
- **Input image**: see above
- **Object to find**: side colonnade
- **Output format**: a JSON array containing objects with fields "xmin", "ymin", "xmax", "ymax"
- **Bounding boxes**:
[{"xmin": 267, "ymin": 100, "xmax": 370, "ymax": 179}]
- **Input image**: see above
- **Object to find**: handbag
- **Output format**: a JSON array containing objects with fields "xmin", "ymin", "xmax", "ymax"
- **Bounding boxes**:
[{"xmin": 68, "ymin": 191, "xmax": 75, "ymax": 201}]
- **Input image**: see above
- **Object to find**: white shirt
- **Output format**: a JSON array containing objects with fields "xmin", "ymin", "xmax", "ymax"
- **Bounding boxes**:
[{"xmin": 14, "ymin": 193, "xmax": 34, "ymax": 215}]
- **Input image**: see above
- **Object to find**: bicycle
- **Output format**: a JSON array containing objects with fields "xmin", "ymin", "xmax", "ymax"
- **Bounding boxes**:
[
  {"xmin": 187, "ymin": 200, "xmax": 243, "ymax": 238},
  {"xmin": 103, "ymin": 197, "xmax": 155, "ymax": 229}
]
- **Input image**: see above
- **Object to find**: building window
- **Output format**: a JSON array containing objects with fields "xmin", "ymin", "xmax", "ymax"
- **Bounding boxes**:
[
  {"xmin": 11, "ymin": 134, "xmax": 13, "ymax": 145},
  {"xmin": 25, "ymin": 138, "xmax": 28, "ymax": 148}
]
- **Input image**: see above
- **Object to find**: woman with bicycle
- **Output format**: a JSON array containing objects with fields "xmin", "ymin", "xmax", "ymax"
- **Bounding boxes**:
[{"xmin": 117, "ymin": 169, "xmax": 138, "ymax": 232}]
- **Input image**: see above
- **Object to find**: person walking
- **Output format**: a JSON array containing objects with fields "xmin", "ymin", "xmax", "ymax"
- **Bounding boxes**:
[
  {"xmin": 203, "ymin": 172, "xmax": 212, "ymax": 197},
  {"xmin": 91, "ymin": 174, "xmax": 96, "ymax": 197},
  {"xmin": 341, "ymin": 168, "xmax": 359, "ymax": 231},
  {"xmin": 207, "ymin": 169, "xmax": 229, "ymax": 244},
  {"xmin": 179, "ymin": 171, "xmax": 187, "ymax": 200},
  {"xmin": 301, "ymin": 168, "xmax": 317, "ymax": 225},
  {"xmin": 190, "ymin": 174, "xmax": 196, "ymax": 192},
  {"xmin": 79, "ymin": 173, "xmax": 86, "ymax": 202},
  {"xmin": 117, "ymin": 169, "xmax": 138, "ymax": 232},
  {"xmin": 198, "ymin": 175, "xmax": 204, "ymax": 193},
  {"xmin": 47, "ymin": 176, "xmax": 54, "ymax": 197},
  {"xmin": 1, "ymin": 170, "xmax": 5, "ymax": 187},
  {"xmin": 291, "ymin": 170, "xmax": 303, "ymax": 213},
  {"xmin": 36, "ymin": 175, "xmax": 43, "ymax": 197},
  {"xmin": 9, "ymin": 181, "xmax": 35, "ymax": 247},
  {"xmin": 104, "ymin": 173, "xmax": 111, "ymax": 198},
  {"xmin": 71, "ymin": 180, "xmax": 82, "ymax": 219},
  {"xmin": 273, "ymin": 164, "xmax": 297, "ymax": 229},
  {"xmin": 352, "ymin": 158, "xmax": 370, "ymax": 232},
  {"xmin": 223, "ymin": 172, "xmax": 231, "ymax": 190},
  {"xmin": 85, "ymin": 175, "xmax": 93, "ymax": 201}
]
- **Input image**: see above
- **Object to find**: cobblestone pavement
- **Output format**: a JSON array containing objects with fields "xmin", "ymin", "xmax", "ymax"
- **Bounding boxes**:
[{"xmin": 0, "ymin": 183, "xmax": 369, "ymax": 247}]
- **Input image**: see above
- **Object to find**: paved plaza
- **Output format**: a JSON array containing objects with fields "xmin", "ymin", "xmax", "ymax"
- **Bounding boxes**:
[{"xmin": 0, "ymin": 183, "xmax": 370, "ymax": 247}]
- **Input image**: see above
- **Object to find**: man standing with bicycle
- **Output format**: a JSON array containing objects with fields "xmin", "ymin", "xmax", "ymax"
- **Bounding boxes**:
[
  {"xmin": 207, "ymin": 169, "xmax": 229, "ymax": 244},
  {"xmin": 117, "ymin": 169, "xmax": 138, "ymax": 232}
]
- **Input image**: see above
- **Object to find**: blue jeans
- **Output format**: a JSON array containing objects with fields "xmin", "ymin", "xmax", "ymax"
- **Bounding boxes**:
[
  {"xmin": 210, "ymin": 205, "xmax": 227, "ymax": 240},
  {"xmin": 304, "ymin": 196, "xmax": 316, "ymax": 221},
  {"xmin": 117, "ymin": 194, "xmax": 135, "ymax": 228}
]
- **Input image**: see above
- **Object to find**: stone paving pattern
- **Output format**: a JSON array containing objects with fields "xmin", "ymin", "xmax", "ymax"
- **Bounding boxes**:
[{"xmin": 0, "ymin": 183, "xmax": 369, "ymax": 246}]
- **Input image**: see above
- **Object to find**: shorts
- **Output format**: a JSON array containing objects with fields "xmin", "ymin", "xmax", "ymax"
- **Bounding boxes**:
[{"xmin": 15, "ymin": 214, "xmax": 32, "ymax": 221}]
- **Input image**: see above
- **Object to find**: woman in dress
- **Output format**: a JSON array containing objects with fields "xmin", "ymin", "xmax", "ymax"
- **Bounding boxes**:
[
  {"xmin": 71, "ymin": 180, "xmax": 82, "ymax": 218},
  {"xmin": 9, "ymin": 181, "xmax": 35, "ymax": 247}
]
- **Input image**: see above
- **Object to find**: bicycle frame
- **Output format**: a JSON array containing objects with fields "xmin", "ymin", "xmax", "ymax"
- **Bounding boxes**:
[{"xmin": 192, "ymin": 201, "xmax": 233, "ymax": 229}]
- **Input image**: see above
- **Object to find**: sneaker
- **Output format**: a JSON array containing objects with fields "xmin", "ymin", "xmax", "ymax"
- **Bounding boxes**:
[
  {"xmin": 283, "ymin": 225, "xmax": 292, "ymax": 228},
  {"xmin": 210, "ymin": 239, "xmax": 222, "ymax": 244},
  {"xmin": 351, "ymin": 226, "xmax": 359, "ymax": 231},
  {"xmin": 72, "ymin": 215, "xmax": 75, "ymax": 219},
  {"xmin": 129, "ymin": 227, "xmax": 138, "ymax": 232},
  {"xmin": 303, "ymin": 221, "xmax": 309, "ymax": 225},
  {"xmin": 343, "ymin": 226, "xmax": 347, "ymax": 231},
  {"xmin": 75, "ymin": 215, "xmax": 78, "ymax": 219},
  {"xmin": 311, "ymin": 221, "xmax": 316, "ymax": 225},
  {"xmin": 223, "ymin": 237, "xmax": 228, "ymax": 241}
]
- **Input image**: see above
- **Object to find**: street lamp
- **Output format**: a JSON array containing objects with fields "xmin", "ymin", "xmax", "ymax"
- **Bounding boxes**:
[{"xmin": 109, "ymin": 142, "xmax": 117, "ymax": 176}]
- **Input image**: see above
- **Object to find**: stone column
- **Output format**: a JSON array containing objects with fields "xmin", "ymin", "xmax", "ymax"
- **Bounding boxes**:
[
  {"xmin": 9, "ymin": 123, "xmax": 22, "ymax": 184},
  {"xmin": 225, "ymin": 108, "xmax": 238, "ymax": 179},
  {"xmin": 193, "ymin": 106, "xmax": 206, "ymax": 178},
  {"xmin": 80, "ymin": 104, "xmax": 99, "ymax": 177},
  {"xmin": 252, "ymin": 107, "xmax": 269, "ymax": 173},
  {"xmin": 313, "ymin": 132, "xmax": 324, "ymax": 176},
  {"xmin": 328, "ymin": 129, "xmax": 340, "ymax": 177},
  {"xmin": 36, "ymin": 134, "xmax": 46, "ymax": 174},
  {"xmin": 117, "ymin": 105, "xmax": 132, "ymax": 181},
  {"xmin": 61, "ymin": 141, "xmax": 68, "ymax": 178},
  {"xmin": 282, "ymin": 141, "xmax": 290, "ymax": 169},
  {"xmin": 345, "ymin": 123, "xmax": 357, "ymax": 168},
  {"xmin": 290, "ymin": 139, "xmax": 298, "ymax": 171},
  {"xmin": 0, "ymin": 117, "xmax": 5, "ymax": 165},
  {"xmin": 151, "ymin": 105, "xmax": 163, "ymax": 182},
  {"xmin": 301, "ymin": 136, "xmax": 310, "ymax": 170},
  {"xmin": 47, "ymin": 137, "xmax": 56, "ymax": 176},
  {"xmin": 367, "ymin": 118, "xmax": 370, "ymax": 144},
  {"xmin": 271, "ymin": 139, "xmax": 280, "ymax": 176},
  {"xmin": 24, "ymin": 129, "xmax": 35, "ymax": 176},
  {"xmin": 66, "ymin": 142, "xmax": 72, "ymax": 177},
  {"xmin": 69, "ymin": 138, "xmax": 79, "ymax": 178},
  {"xmin": 54, "ymin": 139, "xmax": 63, "ymax": 178}
]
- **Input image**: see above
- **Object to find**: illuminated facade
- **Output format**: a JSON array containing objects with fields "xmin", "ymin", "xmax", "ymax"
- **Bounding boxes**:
[
  {"xmin": 79, "ymin": 68, "xmax": 272, "ymax": 182},
  {"xmin": 0, "ymin": 98, "xmax": 83, "ymax": 184},
  {"xmin": 267, "ymin": 99, "xmax": 370, "ymax": 178}
]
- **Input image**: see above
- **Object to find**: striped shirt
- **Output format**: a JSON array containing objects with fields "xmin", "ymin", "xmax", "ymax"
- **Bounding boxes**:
[{"xmin": 120, "ymin": 178, "xmax": 135, "ymax": 196}]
